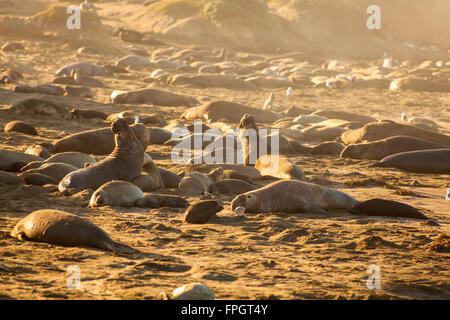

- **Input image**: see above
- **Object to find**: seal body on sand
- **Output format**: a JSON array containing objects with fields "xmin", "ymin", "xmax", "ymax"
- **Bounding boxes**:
[
  {"xmin": 310, "ymin": 141, "xmax": 344, "ymax": 155},
  {"xmin": 182, "ymin": 101, "xmax": 281, "ymax": 123},
  {"xmin": 341, "ymin": 120, "xmax": 450, "ymax": 146},
  {"xmin": 52, "ymin": 127, "xmax": 114, "ymax": 155},
  {"xmin": 184, "ymin": 200, "xmax": 223, "ymax": 224},
  {"xmin": 23, "ymin": 162, "xmax": 78, "ymax": 182},
  {"xmin": 341, "ymin": 136, "xmax": 448, "ymax": 160},
  {"xmin": 349, "ymin": 199, "xmax": 429, "ymax": 220},
  {"xmin": 19, "ymin": 172, "xmax": 58, "ymax": 186},
  {"xmin": 64, "ymin": 86, "xmax": 94, "ymax": 98},
  {"xmin": 25, "ymin": 145, "xmax": 51, "ymax": 159},
  {"xmin": 58, "ymin": 119, "xmax": 149, "ymax": 194},
  {"xmin": 371, "ymin": 149, "xmax": 450, "ymax": 174},
  {"xmin": 0, "ymin": 149, "xmax": 43, "ymax": 171},
  {"xmin": 136, "ymin": 194, "xmax": 189, "ymax": 208},
  {"xmin": 254, "ymin": 155, "xmax": 304, "ymax": 180},
  {"xmin": 55, "ymin": 62, "xmax": 104, "ymax": 77},
  {"xmin": 8, "ymin": 99, "xmax": 71, "ymax": 119},
  {"xmin": 89, "ymin": 181, "xmax": 144, "ymax": 207},
  {"xmin": 11, "ymin": 209, "xmax": 136, "ymax": 253},
  {"xmin": 111, "ymin": 88, "xmax": 198, "ymax": 106},
  {"xmin": 71, "ymin": 108, "xmax": 107, "ymax": 120},
  {"xmin": 210, "ymin": 179, "xmax": 255, "ymax": 195},
  {"xmin": 44, "ymin": 152, "xmax": 97, "ymax": 169},
  {"xmin": 14, "ymin": 84, "xmax": 64, "ymax": 96},
  {"xmin": 179, "ymin": 168, "xmax": 224, "ymax": 196},
  {"xmin": 4, "ymin": 121, "xmax": 38, "ymax": 136},
  {"xmin": 231, "ymin": 180, "xmax": 359, "ymax": 214},
  {"xmin": 0, "ymin": 171, "xmax": 23, "ymax": 185}
]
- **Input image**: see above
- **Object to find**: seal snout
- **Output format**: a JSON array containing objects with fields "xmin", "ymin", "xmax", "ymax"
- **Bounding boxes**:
[
  {"xmin": 231, "ymin": 194, "xmax": 247, "ymax": 214},
  {"xmin": 111, "ymin": 118, "xmax": 128, "ymax": 134}
]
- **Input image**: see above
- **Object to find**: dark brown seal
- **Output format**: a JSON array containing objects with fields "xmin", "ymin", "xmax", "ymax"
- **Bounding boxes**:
[
  {"xmin": 11, "ymin": 209, "xmax": 137, "ymax": 253},
  {"xmin": 4, "ymin": 121, "xmax": 38, "ymax": 135},
  {"xmin": 349, "ymin": 199, "xmax": 429, "ymax": 220},
  {"xmin": 136, "ymin": 194, "xmax": 189, "ymax": 208},
  {"xmin": 58, "ymin": 118, "xmax": 149, "ymax": 194},
  {"xmin": 184, "ymin": 200, "xmax": 224, "ymax": 224}
]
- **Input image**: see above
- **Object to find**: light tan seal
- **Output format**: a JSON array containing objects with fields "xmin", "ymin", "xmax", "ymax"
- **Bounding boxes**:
[
  {"xmin": 89, "ymin": 180, "xmax": 144, "ymax": 207},
  {"xmin": 231, "ymin": 180, "xmax": 360, "ymax": 214},
  {"xmin": 178, "ymin": 168, "xmax": 224, "ymax": 196},
  {"xmin": 11, "ymin": 209, "xmax": 136, "ymax": 253},
  {"xmin": 254, "ymin": 155, "xmax": 305, "ymax": 180}
]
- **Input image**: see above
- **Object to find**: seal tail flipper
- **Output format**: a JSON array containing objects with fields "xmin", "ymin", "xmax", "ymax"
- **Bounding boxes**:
[{"xmin": 111, "ymin": 241, "xmax": 140, "ymax": 255}]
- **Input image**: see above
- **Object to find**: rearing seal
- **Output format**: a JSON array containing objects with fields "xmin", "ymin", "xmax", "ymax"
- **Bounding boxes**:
[{"xmin": 58, "ymin": 118, "xmax": 149, "ymax": 194}]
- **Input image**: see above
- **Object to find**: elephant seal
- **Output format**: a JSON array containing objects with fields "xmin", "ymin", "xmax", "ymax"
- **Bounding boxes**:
[
  {"xmin": 72, "ymin": 69, "xmax": 104, "ymax": 87},
  {"xmin": 254, "ymin": 155, "xmax": 305, "ymax": 180},
  {"xmin": 55, "ymin": 62, "xmax": 104, "ymax": 77},
  {"xmin": 8, "ymin": 99, "xmax": 71, "ymax": 119},
  {"xmin": 11, "ymin": 209, "xmax": 136, "ymax": 253},
  {"xmin": 231, "ymin": 180, "xmax": 359, "ymax": 214},
  {"xmin": 19, "ymin": 172, "xmax": 58, "ymax": 186},
  {"xmin": 71, "ymin": 108, "xmax": 107, "ymax": 120},
  {"xmin": 89, "ymin": 181, "xmax": 144, "ymax": 207},
  {"xmin": 111, "ymin": 88, "xmax": 198, "ymax": 107},
  {"xmin": 341, "ymin": 136, "xmax": 448, "ymax": 160},
  {"xmin": 178, "ymin": 168, "xmax": 224, "ymax": 196},
  {"xmin": 23, "ymin": 162, "xmax": 78, "ymax": 182},
  {"xmin": 136, "ymin": 194, "xmax": 189, "ymax": 208},
  {"xmin": 0, "ymin": 149, "xmax": 43, "ymax": 171},
  {"xmin": 43, "ymin": 152, "xmax": 97, "ymax": 169},
  {"xmin": 349, "ymin": 199, "xmax": 429, "ymax": 220},
  {"xmin": 64, "ymin": 86, "xmax": 94, "ymax": 98},
  {"xmin": 52, "ymin": 127, "xmax": 114, "ymax": 155},
  {"xmin": 25, "ymin": 145, "xmax": 51, "ymax": 159},
  {"xmin": 14, "ymin": 84, "xmax": 64, "ymax": 96},
  {"xmin": 158, "ymin": 168, "xmax": 181, "ymax": 188},
  {"xmin": 0, "ymin": 171, "xmax": 23, "ymax": 185},
  {"xmin": 311, "ymin": 110, "xmax": 376, "ymax": 124},
  {"xmin": 4, "ymin": 121, "xmax": 38, "ymax": 135},
  {"xmin": 341, "ymin": 120, "xmax": 450, "ymax": 146},
  {"xmin": 0, "ymin": 69, "xmax": 23, "ymax": 83},
  {"xmin": 310, "ymin": 141, "xmax": 344, "ymax": 155},
  {"xmin": 182, "ymin": 101, "xmax": 281, "ymax": 123},
  {"xmin": 58, "ymin": 119, "xmax": 149, "ymax": 194},
  {"xmin": 210, "ymin": 179, "xmax": 255, "ymax": 195},
  {"xmin": 371, "ymin": 149, "xmax": 450, "ymax": 174},
  {"xmin": 184, "ymin": 200, "xmax": 223, "ymax": 224}
]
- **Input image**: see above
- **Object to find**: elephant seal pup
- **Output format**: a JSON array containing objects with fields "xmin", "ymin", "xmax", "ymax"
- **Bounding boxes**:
[
  {"xmin": 310, "ymin": 142, "xmax": 344, "ymax": 156},
  {"xmin": 14, "ymin": 84, "xmax": 64, "ymax": 96},
  {"xmin": 371, "ymin": 149, "xmax": 450, "ymax": 174},
  {"xmin": 178, "ymin": 168, "xmax": 224, "ymax": 197},
  {"xmin": 4, "ymin": 121, "xmax": 38, "ymax": 135},
  {"xmin": 210, "ymin": 179, "xmax": 255, "ymax": 195},
  {"xmin": 8, "ymin": 99, "xmax": 71, "ymax": 119},
  {"xmin": 136, "ymin": 194, "xmax": 189, "ymax": 208},
  {"xmin": 0, "ymin": 149, "xmax": 43, "ymax": 171},
  {"xmin": 111, "ymin": 88, "xmax": 199, "ymax": 107},
  {"xmin": 89, "ymin": 181, "xmax": 144, "ymax": 207},
  {"xmin": 231, "ymin": 180, "xmax": 359, "ymax": 214},
  {"xmin": 25, "ymin": 145, "xmax": 51, "ymax": 159},
  {"xmin": 71, "ymin": 108, "xmax": 107, "ymax": 120},
  {"xmin": 184, "ymin": 200, "xmax": 224, "ymax": 224},
  {"xmin": 43, "ymin": 152, "xmax": 97, "ymax": 169},
  {"xmin": 340, "ymin": 136, "xmax": 448, "ymax": 160},
  {"xmin": 58, "ymin": 118, "xmax": 149, "ymax": 194},
  {"xmin": 349, "ymin": 199, "xmax": 429, "ymax": 220},
  {"xmin": 64, "ymin": 86, "xmax": 94, "ymax": 98},
  {"xmin": 11, "ymin": 209, "xmax": 136, "ymax": 253},
  {"xmin": 254, "ymin": 155, "xmax": 305, "ymax": 180}
]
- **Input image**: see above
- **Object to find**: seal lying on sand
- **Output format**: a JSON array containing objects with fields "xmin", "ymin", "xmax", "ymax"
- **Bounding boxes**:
[
  {"xmin": 231, "ymin": 180, "xmax": 359, "ymax": 214},
  {"xmin": 341, "ymin": 136, "xmax": 448, "ymax": 160},
  {"xmin": 370, "ymin": 149, "xmax": 450, "ymax": 174},
  {"xmin": 111, "ymin": 88, "xmax": 198, "ymax": 106},
  {"xmin": 349, "ymin": 199, "xmax": 429, "ymax": 220},
  {"xmin": 254, "ymin": 155, "xmax": 304, "ymax": 180},
  {"xmin": 0, "ymin": 149, "xmax": 43, "ymax": 171},
  {"xmin": 58, "ymin": 118, "xmax": 149, "ymax": 194},
  {"xmin": 178, "ymin": 168, "xmax": 224, "ymax": 196},
  {"xmin": 89, "ymin": 181, "xmax": 144, "ymax": 207},
  {"xmin": 11, "ymin": 209, "xmax": 136, "ymax": 253}
]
